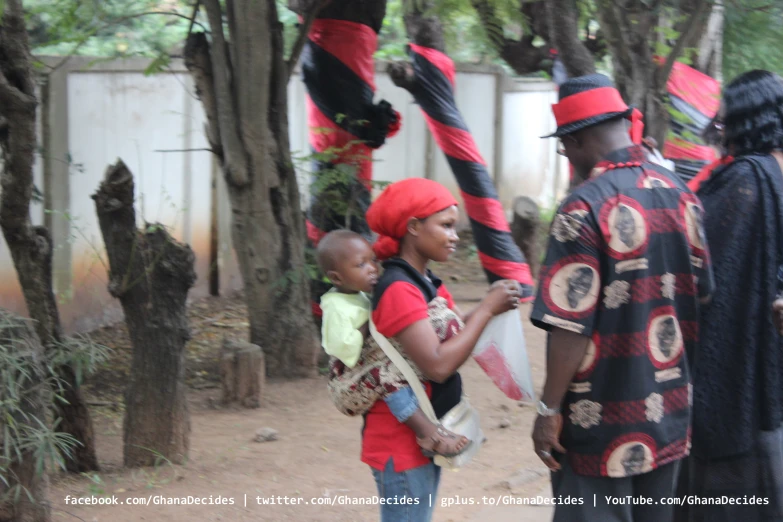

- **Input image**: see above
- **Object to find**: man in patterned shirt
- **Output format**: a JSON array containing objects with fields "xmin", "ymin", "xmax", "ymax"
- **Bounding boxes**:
[{"xmin": 530, "ymin": 74, "xmax": 714, "ymax": 522}]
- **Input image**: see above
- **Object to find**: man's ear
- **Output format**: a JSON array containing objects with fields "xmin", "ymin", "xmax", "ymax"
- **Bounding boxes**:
[
  {"xmin": 406, "ymin": 217, "xmax": 421, "ymax": 237},
  {"xmin": 327, "ymin": 270, "xmax": 343, "ymax": 286}
]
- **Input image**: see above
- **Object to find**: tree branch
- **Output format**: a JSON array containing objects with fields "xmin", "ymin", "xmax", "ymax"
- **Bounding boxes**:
[
  {"xmin": 184, "ymin": 31, "xmax": 223, "ymax": 156},
  {"xmin": 403, "ymin": 1, "xmax": 446, "ymax": 52},
  {"xmin": 659, "ymin": 0, "xmax": 711, "ymax": 88},
  {"xmin": 203, "ymin": 0, "xmax": 249, "ymax": 186},
  {"xmin": 547, "ymin": 0, "xmax": 596, "ymax": 76},
  {"xmin": 470, "ymin": 0, "xmax": 549, "ymax": 75},
  {"xmin": 187, "ymin": 0, "xmax": 202, "ymax": 38},
  {"xmin": 0, "ymin": 71, "xmax": 36, "ymax": 113},
  {"xmin": 286, "ymin": 0, "xmax": 327, "ymax": 80}
]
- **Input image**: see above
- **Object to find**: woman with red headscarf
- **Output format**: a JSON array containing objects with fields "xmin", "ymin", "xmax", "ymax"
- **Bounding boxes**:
[{"xmin": 361, "ymin": 178, "xmax": 520, "ymax": 522}]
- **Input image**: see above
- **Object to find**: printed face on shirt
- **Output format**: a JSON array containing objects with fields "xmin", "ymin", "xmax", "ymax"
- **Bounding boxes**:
[
  {"xmin": 656, "ymin": 317, "xmax": 678, "ymax": 357},
  {"xmin": 329, "ymin": 237, "xmax": 379, "ymax": 293},
  {"xmin": 615, "ymin": 205, "xmax": 637, "ymax": 248},
  {"xmin": 548, "ymin": 262, "xmax": 600, "ymax": 313},
  {"xmin": 567, "ymin": 267, "xmax": 594, "ymax": 308},
  {"xmin": 622, "ymin": 444, "xmax": 647, "ymax": 475},
  {"xmin": 685, "ymin": 202, "xmax": 707, "ymax": 250},
  {"xmin": 606, "ymin": 203, "xmax": 647, "ymax": 254},
  {"xmin": 648, "ymin": 314, "xmax": 684, "ymax": 364},
  {"xmin": 604, "ymin": 440, "xmax": 655, "ymax": 477},
  {"xmin": 408, "ymin": 205, "xmax": 460, "ymax": 263}
]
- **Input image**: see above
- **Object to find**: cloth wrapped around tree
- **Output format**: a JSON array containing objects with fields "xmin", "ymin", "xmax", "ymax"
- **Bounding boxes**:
[
  {"xmin": 301, "ymin": 17, "xmax": 401, "ymax": 315},
  {"xmin": 391, "ymin": 44, "xmax": 535, "ymax": 299}
]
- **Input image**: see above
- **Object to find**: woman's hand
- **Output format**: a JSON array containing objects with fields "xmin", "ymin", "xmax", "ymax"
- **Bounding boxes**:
[{"xmin": 480, "ymin": 280, "xmax": 521, "ymax": 316}]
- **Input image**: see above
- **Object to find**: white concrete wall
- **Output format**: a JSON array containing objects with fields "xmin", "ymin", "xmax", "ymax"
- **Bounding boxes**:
[
  {"xmin": 501, "ymin": 83, "xmax": 570, "ymax": 213},
  {"xmin": 0, "ymin": 57, "xmax": 566, "ymax": 332}
]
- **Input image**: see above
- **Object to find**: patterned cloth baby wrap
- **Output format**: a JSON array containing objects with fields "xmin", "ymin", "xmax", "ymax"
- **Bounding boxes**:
[{"xmin": 327, "ymin": 296, "xmax": 464, "ymax": 416}]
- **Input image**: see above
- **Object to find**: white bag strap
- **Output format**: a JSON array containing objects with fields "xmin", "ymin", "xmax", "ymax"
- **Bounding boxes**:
[{"xmin": 369, "ymin": 318, "xmax": 439, "ymax": 424}]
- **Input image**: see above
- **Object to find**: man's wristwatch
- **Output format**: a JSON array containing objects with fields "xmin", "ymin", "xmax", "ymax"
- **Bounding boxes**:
[{"xmin": 536, "ymin": 400, "xmax": 560, "ymax": 417}]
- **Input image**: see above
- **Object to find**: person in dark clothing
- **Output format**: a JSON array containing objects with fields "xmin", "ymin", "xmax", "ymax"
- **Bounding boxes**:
[
  {"xmin": 678, "ymin": 69, "xmax": 783, "ymax": 522},
  {"xmin": 531, "ymin": 73, "xmax": 714, "ymax": 522}
]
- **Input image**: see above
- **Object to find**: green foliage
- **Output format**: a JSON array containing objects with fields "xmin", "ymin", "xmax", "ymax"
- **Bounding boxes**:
[
  {"xmin": 723, "ymin": 1, "xmax": 783, "ymax": 81},
  {"xmin": 26, "ymin": 0, "xmax": 197, "ymax": 59},
  {"xmin": 0, "ymin": 313, "xmax": 110, "ymax": 501}
]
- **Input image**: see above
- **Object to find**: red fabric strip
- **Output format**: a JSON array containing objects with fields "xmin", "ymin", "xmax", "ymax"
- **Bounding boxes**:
[
  {"xmin": 306, "ymin": 96, "xmax": 373, "ymax": 183},
  {"xmin": 424, "ymin": 114, "xmax": 486, "ymax": 165},
  {"xmin": 687, "ymin": 156, "xmax": 734, "ymax": 193},
  {"xmin": 308, "ymin": 19, "xmax": 378, "ymax": 89},
  {"xmin": 552, "ymin": 87, "xmax": 630, "ymax": 127},
  {"xmin": 460, "ymin": 191, "xmax": 511, "ymax": 232},
  {"xmin": 306, "ymin": 219, "xmax": 327, "ymax": 245},
  {"xmin": 666, "ymin": 61, "xmax": 721, "ymax": 118},
  {"xmin": 663, "ymin": 137, "xmax": 717, "ymax": 162},
  {"xmin": 311, "ymin": 300, "xmax": 323, "ymax": 318},
  {"xmin": 409, "ymin": 43, "xmax": 456, "ymax": 87},
  {"xmin": 478, "ymin": 251, "xmax": 534, "ymax": 287}
]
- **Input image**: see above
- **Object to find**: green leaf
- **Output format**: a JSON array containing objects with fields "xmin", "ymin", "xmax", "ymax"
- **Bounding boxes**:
[{"xmin": 144, "ymin": 53, "xmax": 170, "ymax": 76}]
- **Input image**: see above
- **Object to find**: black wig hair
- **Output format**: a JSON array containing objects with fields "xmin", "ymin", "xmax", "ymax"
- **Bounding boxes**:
[{"xmin": 723, "ymin": 70, "xmax": 783, "ymax": 156}]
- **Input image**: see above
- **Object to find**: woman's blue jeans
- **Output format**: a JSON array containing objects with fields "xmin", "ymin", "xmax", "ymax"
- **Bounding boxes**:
[{"xmin": 371, "ymin": 458, "xmax": 441, "ymax": 522}]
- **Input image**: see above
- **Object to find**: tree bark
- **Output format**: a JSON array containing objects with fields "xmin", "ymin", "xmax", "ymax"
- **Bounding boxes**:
[
  {"xmin": 546, "ymin": 0, "xmax": 713, "ymax": 147},
  {"xmin": 511, "ymin": 196, "xmax": 541, "ymax": 280},
  {"xmin": 185, "ymin": 0, "xmax": 319, "ymax": 378},
  {"xmin": 0, "ymin": 311, "xmax": 50, "ymax": 522},
  {"xmin": 546, "ymin": 0, "xmax": 596, "ymax": 77},
  {"xmin": 0, "ymin": 0, "xmax": 98, "ymax": 474},
  {"xmin": 93, "ymin": 160, "xmax": 194, "ymax": 468},
  {"xmin": 697, "ymin": 0, "xmax": 724, "ymax": 82}
]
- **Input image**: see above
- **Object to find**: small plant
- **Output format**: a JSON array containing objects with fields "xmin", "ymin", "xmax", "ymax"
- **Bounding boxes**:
[
  {"xmin": 81, "ymin": 472, "xmax": 107, "ymax": 497},
  {"xmin": 129, "ymin": 447, "xmax": 178, "ymax": 489},
  {"xmin": 0, "ymin": 312, "xmax": 111, "ymax": 504}
]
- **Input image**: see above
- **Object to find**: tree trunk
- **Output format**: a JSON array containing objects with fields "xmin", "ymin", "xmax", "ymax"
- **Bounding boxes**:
[
  {"xmin": 184, "ymin": 0, "xmax": 318, "ymax": 378},
  {"xmin": 389, "ymin": 4, "xmax": 535, "ymax": 297},
  {"xmin": 93, "ymin": 160, "xmax": 194, "ymax": 468},
  {"xmin": 588, "ymin": 0, "xmax": 711, "ymax": 146},
  {"xmin": 511, "ymin": 196, "xmax": 541, "ymax": 280},
  {"xmin": 546, "ymin": 0, "xmax": 596, "ymax": 77},
  {"xmin": 697, "ymin": 0, "xmax": 724, "ymax": 82},
  {"xmin": 220, "ymin": 339, "xmax": 265, "ymax": 408},
  {"xmin": 0, "ymin": 0, "xmax": 98, "ymax": 474},
  {"xmin": 0, "ymin": 311, "xmax": 50, "ymax": 522}
]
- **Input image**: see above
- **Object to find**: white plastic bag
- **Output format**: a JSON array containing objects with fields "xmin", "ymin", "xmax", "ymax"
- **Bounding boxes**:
[{"xmin": 472, "ymin": 310, "xmax": 536, "ymax": 402}]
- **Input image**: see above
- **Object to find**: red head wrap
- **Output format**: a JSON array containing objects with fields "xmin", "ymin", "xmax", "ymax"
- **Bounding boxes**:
[{"xmin": 366, "ymin": 178, "xmax": 458, "ymax": 260}]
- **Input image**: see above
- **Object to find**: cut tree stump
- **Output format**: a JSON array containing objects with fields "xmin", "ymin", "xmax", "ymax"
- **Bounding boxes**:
[
  {"xmin": 93, "ymin": 160, "xmax": 194, "ymax": 468},
  {"xmin": 221, "ymin": 339, "xmax": 265, "ymax": 408},
  {"xmin": 511, "ymin": 196, "xmax": 541, "ymax": 280}
]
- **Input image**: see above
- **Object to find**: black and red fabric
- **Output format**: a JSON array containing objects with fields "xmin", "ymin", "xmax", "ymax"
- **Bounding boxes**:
[
  {"xmin": 531, "ymin": 144, "xmax": 715, "ymax": 478},
  {"xmin": 687, "ymin": 155, "xmax": 734, "ymax": 193},
  {"xmin": 405, "ymin": 44, "xmax": 535, "ymax": 300},
  {"xmin": 363, "ymin": 258, "xmax": 462, "ymax": 472},
  {"xmin": 301, "ymin": 18, "xmax": 401, "ymax": 315},
  {"xmin": 365, "ymin": 178, "xmax": 458, "ymax": 260},
  {"xmin": 661, "ymin": 62, "xmax": 721, "ymax": 181}
]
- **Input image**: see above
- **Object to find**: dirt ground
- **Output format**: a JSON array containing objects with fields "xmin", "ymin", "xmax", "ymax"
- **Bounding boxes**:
[{"xmin": 49, "ymin": 238, "xmax": 555, "ymax": 522}]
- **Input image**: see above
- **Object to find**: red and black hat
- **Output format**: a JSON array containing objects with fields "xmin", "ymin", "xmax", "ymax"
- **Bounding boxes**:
[{"xmin": 543, "ymin": 73, "xmax": 644, "ymax": 143}]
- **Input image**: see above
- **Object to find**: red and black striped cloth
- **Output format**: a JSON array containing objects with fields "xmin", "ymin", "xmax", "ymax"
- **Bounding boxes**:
[
  {"xmin": 406, "ymin": 44, "xmax": 534, "ymax": 300},
  {"xmin": 301, "ymin": 19, "xmax": 400, "ymax": 315},
  {"xmin": 301, "ymin": 24, "xmax": 535, "ymax": 310}
]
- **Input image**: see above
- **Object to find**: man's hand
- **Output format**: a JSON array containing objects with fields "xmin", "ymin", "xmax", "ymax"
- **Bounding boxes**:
[
  {"xmin": 773, "ymin": 299, "xmax": 783, "ymax": 336},
  {"xmin": 532, "ymin": 414, "xmax": 566, "ymax": 471}
]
